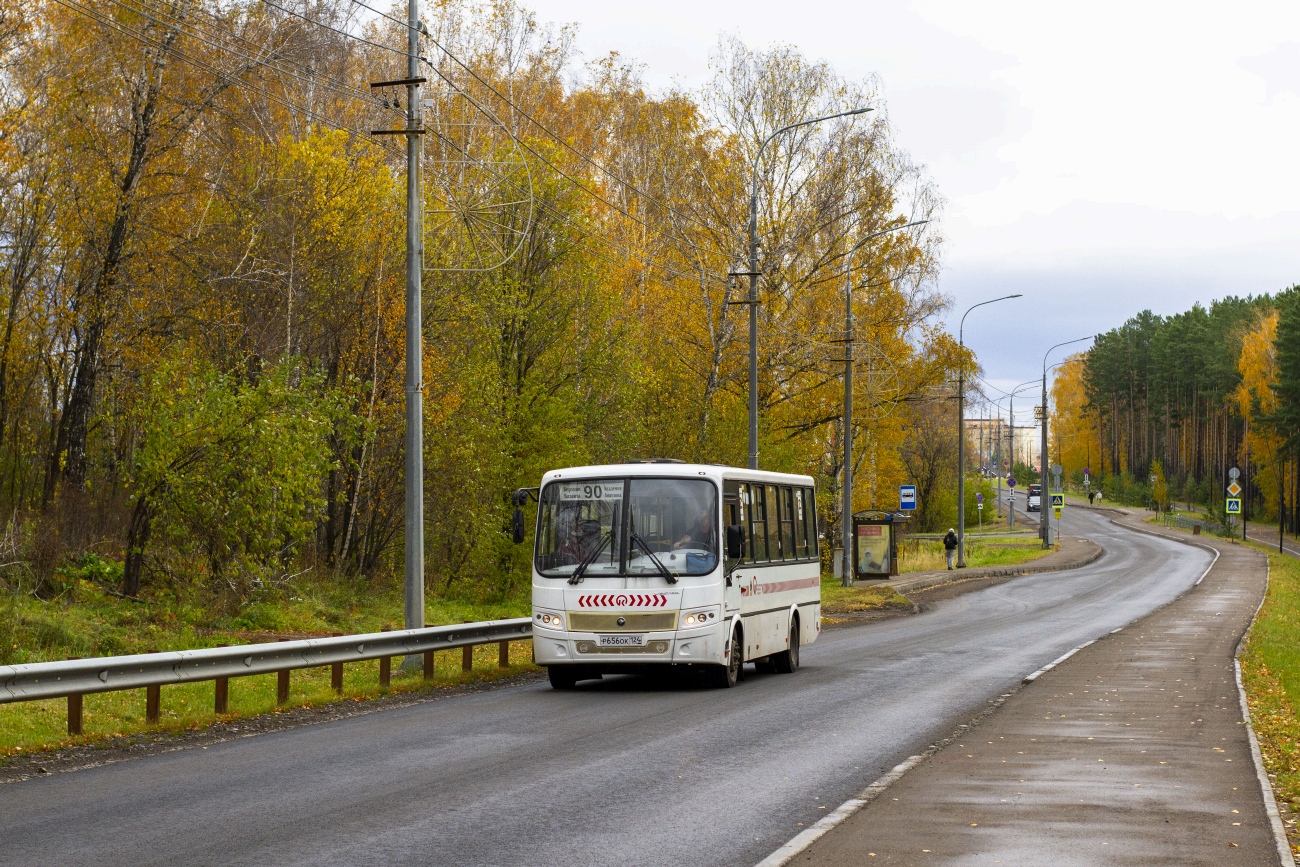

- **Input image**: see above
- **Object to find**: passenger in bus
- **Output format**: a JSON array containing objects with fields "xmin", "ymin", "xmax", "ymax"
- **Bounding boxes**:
[
  {"xmin": 674, "ymin": 510, "xmax": 715, "ymax": 550},
  {"xmin": 558, "ymin": 511, "xmax": 602, "ymax": 564}
]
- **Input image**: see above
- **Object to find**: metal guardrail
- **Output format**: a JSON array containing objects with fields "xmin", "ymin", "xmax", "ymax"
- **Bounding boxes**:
[{"xmin": 0, "ymin": 618, "xmax": 533, "ymax": 735}]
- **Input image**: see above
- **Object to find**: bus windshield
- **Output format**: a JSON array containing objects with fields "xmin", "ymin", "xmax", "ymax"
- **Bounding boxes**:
[
  {"xmin": 534, "ymin": 477, "xmax": 718, "ymax": 577},
  {"xmin": 627, "ymin": 478, "xmax": 717, "ymax": 576},
  {"xmin": 535, "ymin": 479, "xmax": 624, "ymax": 577}
]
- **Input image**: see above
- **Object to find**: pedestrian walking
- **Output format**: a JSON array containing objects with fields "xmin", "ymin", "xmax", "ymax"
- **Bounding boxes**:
[
  {"xmin": 1088, "ymin": 490, "xmax": 1095, "ymax": 505},
  {"xmin": 943, "ymin": 528, "xmax": 958, "ymax": 570}
]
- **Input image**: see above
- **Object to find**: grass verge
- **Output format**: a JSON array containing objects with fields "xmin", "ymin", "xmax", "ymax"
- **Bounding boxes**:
[
  {"xmin": 820, "ymin": 575, "xmax": 912, "ymax": 621},
  {"xmin": 1238, "ymin": 547, "xmax": 1300, "ymax": 856},
  {"xmin": 0, "ymin": 642, "xmax": 539, "ymax": 759},
  {"xmin": 898, "ymin": 536, "xmax": 1052, "ymax": 573}
]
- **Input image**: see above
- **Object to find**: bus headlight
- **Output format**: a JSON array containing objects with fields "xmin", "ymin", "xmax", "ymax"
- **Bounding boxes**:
[
  {"xmin": 682, "ymin": 608, "xmax": 719, "ymax": 628},
  {"xmin": 535, "ymin": 611, "xmax": 564, "ymax": 630}
]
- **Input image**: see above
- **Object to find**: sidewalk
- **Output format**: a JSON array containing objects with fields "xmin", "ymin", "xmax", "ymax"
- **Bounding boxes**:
[
  {"xmin": 786, "ymin": 514, "xmax": 1287, "ymax": 865},
  {"xmin": 876, "ymin": 535, "xmax": 1102, "ymax": 596}
]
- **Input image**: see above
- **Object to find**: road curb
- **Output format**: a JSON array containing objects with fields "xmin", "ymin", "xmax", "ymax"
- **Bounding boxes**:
[
  {"xmin": 1110, "ymin": 516, "xmax": 1293, "ymax": 865},
  {"xmin": 1234, "ymin": 558, "xmax": 1297, "ymax": 867}
]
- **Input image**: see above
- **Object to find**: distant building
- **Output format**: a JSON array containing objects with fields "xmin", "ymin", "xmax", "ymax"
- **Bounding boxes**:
[{"xmin": 964, "ymin": 417, "xmax": 1040, "ymax": 474}]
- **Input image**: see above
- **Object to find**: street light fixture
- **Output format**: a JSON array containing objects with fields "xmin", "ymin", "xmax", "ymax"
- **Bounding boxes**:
[
  {"xmin": 839, "ymin": 220, "xmax": 929, "ymax": 587},
  {"xmin": 956, "ymin": 295, "xmax": 1022, "ymax": 567},
  {"xmin": 744, "ymin": 106, "xmax": 873, "ymax": 470},
  {"xmin": 1040, "ymin": 337, "xmax": 1093, "ymax": 548}
]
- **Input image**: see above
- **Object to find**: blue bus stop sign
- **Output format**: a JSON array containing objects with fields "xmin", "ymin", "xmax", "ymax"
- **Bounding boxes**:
[{"xmin": 899, "ymin": 485, "xmax": 917, "ymax": 511}]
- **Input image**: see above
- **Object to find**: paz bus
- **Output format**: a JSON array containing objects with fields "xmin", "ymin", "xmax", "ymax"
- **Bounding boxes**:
[{"xmin": 512, "ymin": 460, "xmax": 821, "ymax": 689}]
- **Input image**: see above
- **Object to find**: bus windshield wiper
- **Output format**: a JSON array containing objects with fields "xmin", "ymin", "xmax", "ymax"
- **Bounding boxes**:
[
  {"xmin": 630, "ymin": 533, "xmax": 677, "ymax": 584},
  {"xmin": 568, "ymin": 532, "xmax": 611, "ymax": 585}
]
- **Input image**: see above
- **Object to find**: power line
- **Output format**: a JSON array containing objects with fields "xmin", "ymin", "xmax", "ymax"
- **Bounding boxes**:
[
  {"xmin": 348, "ymin": 0, "xmax": 724, "ymax": 244},
  {"xmin": 264, "ymin": 0, "xmax": 730, "ymax": 275},
  {"xmin": 108, "ymin": 0, "xmax": 396, "ymax": 115},
  {"xmin": 50, "ymin": 0, "xmax": 406, "ymax": 163}
]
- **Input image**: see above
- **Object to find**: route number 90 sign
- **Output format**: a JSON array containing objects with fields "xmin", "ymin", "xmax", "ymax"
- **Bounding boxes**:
[{"xmin": 559, "ymin": 481, "xmax": 622, "ymax": 501}]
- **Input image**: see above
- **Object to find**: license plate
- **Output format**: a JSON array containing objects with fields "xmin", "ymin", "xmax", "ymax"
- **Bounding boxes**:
[{"xmin": 598, "ymin": 634, "xmax": 646, "ymax": 647}]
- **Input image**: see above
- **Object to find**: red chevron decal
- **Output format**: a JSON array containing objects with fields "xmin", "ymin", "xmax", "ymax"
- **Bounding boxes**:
[{"xmin": 575, "ymin": 592, "xmax": 671, "ymax": 608}]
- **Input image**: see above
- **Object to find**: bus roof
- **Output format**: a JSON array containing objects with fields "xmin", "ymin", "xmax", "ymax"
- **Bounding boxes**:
[{"xmin": 540, "ymin": 462, "xmax": 815, "ymax": 486}]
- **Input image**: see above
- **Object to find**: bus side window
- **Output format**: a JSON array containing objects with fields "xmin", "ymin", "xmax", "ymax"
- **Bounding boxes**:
[
  {"xmin": 804, "ymin": 487, "xmax": 819, "ymax": 557},
  {"xmin": 793, "ymin": 488, "xmax": 807, "ymax": 558},
  {"xmin": 779, "ymin": 486, "xmax": 796, "ymax": 560},
  {"xmin": 724, "ymin": 480, "xmax": 746, "ymax": 561},
  {"xmin": 736, "ymin": 483, "xmax": 750, "ymax": 562},
  {"xmin": 750, "ymin": 485, "xmax": 768, "ymax": 562},
  {"xmin": 765, "ymin": 485, "xmax": 781, "ymax": 561}
]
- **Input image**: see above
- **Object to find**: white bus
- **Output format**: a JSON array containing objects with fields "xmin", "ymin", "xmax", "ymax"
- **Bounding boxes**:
[{"xmin": 512, "ymin": 460, "xmax": 822, "ymax": 689}]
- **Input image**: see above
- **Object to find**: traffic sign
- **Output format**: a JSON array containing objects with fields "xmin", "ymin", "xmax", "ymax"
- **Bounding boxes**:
[
  {"xmin": 1006, "ymin": 477, "xmax": 1016, "ymax": 489},
  {"xmin": 1226, "ymin": 481, "xmax": 1242, "ymax": 497},
  {"xmin": 976, "ymin": 493, "xmax": 983, "ymax": 503},
  {"xmin": 1051, "ymin": 494, "xmax": 1064, "ymax": 508},
  {"xmin": 1228, "ymin": 467, "xmax": 1240, "ymax": 480},
  {"xmin": 899, "ymin": 485, "xmax": 917, "ymax": 511},
  {"xmin": 1226, "ymin": 498, "xmax": 1242, "ymax": 514},
  {"xmin": 977, "ymin": 502, "xmax": 984, "ymax": 510}
]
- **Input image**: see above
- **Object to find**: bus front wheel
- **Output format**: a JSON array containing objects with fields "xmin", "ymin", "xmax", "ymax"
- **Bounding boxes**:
[
  {"xmin": 548, "ymin": 666, "xmax": 578, "ymax": 690},
  {"xmin": 713, "ymin": 630, "xmax": 743, "ymax": 688}
]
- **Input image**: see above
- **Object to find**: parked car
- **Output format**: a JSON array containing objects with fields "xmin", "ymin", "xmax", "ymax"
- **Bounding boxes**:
[{"xmin": 1027, "ymin": 483, "xmax": 1042, "ymax": 512}]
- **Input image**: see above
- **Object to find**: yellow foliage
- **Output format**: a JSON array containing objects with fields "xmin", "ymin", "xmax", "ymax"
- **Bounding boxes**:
[{"xmin": 1235, "ymin": 309, "xmax": 1283, "ymax": 518}]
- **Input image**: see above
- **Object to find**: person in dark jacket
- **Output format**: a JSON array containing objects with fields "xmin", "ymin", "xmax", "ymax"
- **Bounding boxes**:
[{"xmin": 943, "ymin": 528, "xmax": 958, "ymax": 570}]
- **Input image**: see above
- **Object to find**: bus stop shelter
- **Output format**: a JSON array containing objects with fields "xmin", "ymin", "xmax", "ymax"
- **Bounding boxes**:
[{"xmin": 851, "ymin": 510, "xmax": 908, "ymax": 578}]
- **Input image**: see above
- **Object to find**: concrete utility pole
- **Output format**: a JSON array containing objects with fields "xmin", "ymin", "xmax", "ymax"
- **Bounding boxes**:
[
  {"xmin": 956, "ymin": 295, "xmax": 1020, "ymax": 567},
  {"xmin": 404, "ymin": 0, "xmax": 425, "ymax": 636},
  {"xmin": 745, "ymin": 107, "xmax": 871, "ymax": 470},
  {"xmin": 371, "ymin": 4, "xmax": 427, "ymax": 639},
  {"xmin": 839, "ymin": 221, "xmax": 927, "ymax": 587}
]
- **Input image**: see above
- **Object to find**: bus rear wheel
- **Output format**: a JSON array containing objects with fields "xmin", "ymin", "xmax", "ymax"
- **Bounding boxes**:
[
  {"xmin": 773, "ymin": 617, "xmax": 800, "ymax": 674},
  {"xmin": 548, "ymin": 666, "xmax": 578, "ymax": 689},
  {"xmin": 713, "ymin": 630, "xmax": 743, "ymax": 688}
]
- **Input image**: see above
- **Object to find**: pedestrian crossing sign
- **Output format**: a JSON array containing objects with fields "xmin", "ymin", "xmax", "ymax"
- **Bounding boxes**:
[
  {"xmin": 1226, "ymin": 497, "xmax": 1241, "ymax": 514},
  {"xmin": 1051, "ymin": 494, "xmax": 1064, "ymax": 508}
]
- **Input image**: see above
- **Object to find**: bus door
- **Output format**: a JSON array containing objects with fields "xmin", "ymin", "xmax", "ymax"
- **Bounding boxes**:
[{"xmin": 722, "ymin": 480, "xmax": 746, "ymax": 617}]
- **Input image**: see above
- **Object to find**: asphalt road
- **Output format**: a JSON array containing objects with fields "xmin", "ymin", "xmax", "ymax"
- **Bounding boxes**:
[{"xmin": 0, "ymin": 509, "xmax": 1211, "ymax": 867}]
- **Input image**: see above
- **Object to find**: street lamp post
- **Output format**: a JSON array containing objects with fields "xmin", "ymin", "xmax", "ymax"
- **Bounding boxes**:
[
  {"xmin": 956, "ymin": 295, "xmax": 1022, "ymax": 567},
  {"xmin": 1039, "ymin": 337, "xmax": 1092, "ymax": 548},
  {"xmin": 839, "ymin": 221, "xmax": 928, "ymax": 587},
  {"xmin": 995, "ymin": 398, "xmax": 1004, "ymax": 518},
  {"xmin": 1005, "ymin": 379, "xmax": 1040, "ymax": 531},
  {"xmin": 745, "ymin": 107, "xmax": 872, "ymax": 470}
]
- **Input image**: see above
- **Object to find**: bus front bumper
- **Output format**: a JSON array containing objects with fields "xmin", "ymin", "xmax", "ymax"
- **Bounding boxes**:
[{"xmin": 534, "ymin": 622, "xmax": 725, "ymax": 666}]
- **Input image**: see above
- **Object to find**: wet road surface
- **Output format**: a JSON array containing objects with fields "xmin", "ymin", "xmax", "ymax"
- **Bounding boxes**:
[{"xmin": 0, "ymin": 509, "xmax": 1211, "ymax": 867}]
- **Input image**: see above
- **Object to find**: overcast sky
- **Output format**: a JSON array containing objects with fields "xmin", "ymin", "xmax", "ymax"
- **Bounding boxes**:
[{"xmin": 516, "ymin": 0, "xmax": 1300, "ymax": 418}]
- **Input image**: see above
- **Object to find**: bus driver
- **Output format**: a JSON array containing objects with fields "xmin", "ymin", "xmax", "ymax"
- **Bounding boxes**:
[{"xmin": 674, "ymin": 510, "xmax": 715, "ymax": 550}]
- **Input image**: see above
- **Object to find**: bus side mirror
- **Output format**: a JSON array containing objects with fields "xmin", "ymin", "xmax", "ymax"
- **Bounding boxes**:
[
  {"xmin": 512, "ymin": 508, "xmax": 526, "ymax": 544},
  {"xmin": 726, "ymin": 524, "xmax": 745, "ymax": 560}
]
